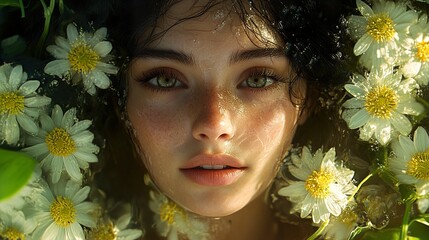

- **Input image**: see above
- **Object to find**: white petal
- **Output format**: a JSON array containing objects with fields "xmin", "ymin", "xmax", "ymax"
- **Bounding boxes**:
[
  {"xmin": 18, "ymin": 80, "xmax": 40, "ymax": 95},
  {"xmin": 116, "ymin": 213, "xmax": 131, "ymax": 230},
  {"xmin": 55, "ymin": 36, "xmax": 71, "ymax": 50},
  {"xmin": 375, "ymin": 121, "xmax": 392, "ymax": 145},
  {"xmin": 90, "ymin": 70, "xmax": 111, "ymax": 89},
  {"xmin": 354, "ymin": 34, "xmax": 372, "ymax": 56},
  {"xmin": 300, "ymin": 194, "xmax": 314, "ymax": 218},
  {"xmin": 52, "ymin": 105, "xmax": 64, "ymax": 126},
  {"xmin": 4, "ymin": 115, "xmax": 19, "ymax": 144},
  {"xmin": 24, "ymin": 95, "xmax": 51, "ymax": 107},
  {"xmin": 42, "ymin": 222, "xmax": 63, "ymax": 240},
  {"xmin": 23, "ymin": 143, "xmax": 48, "ymax": 158},
  {"xmin": 73, "ymin": 151, "xmax": 98, "ymax": 163},
  {"xmin": 390, "ymin": 111, "xmax": 411, "ymax": 136},
  {"xmin": 69, "ymin": 120, "xmax": 91, "ymax": 135},
  {"xmin": 62, "ymin": 108, "xmax": 77, "ymax": 129},
  {"xmin": 9, "ymin": 65, "xmax": 23, "ymax": 89},
  {"xmin": 63, "ymin": 155, "xmax": 82, "ymax": 182},
  {"xmin": 348, "ymin": 108, "xmax": 370, "ymax": 129},
  {"xmin": 67, "ymin": 23, "xmax": 79, "ymax": 43},
  {"xmin": 414, "ymin": 126, "xmax": 429, "ymax": 152},
  {"xmin": 398, "ymin": 135, "xmax": 415, "ymax": 158},
  {"xmin": 16, "ymin": 113, "xmax": 38, "ymax": 134},
  {"xmin": 50, "ymin": 156, "xmax": 64, "ymax": 183},
  {"xmin": 72, "ymin": 130, "xmax": 94, "ymax": 143},
  {"xmin": 40, "ymin": 114, "xmax": 54, "ymax": 131},
  {"xmin": 44, "ymin": 60, "xmax": 71, "ymax": 76},
  {"xmin": 93, "ymin": 41, "xmax": 112, "ymax": 57},
  {"xmin": 344, "ymin": 84, "xmax": 366, "ymax": 98},
  {"xmin": 356, "ymin": 0, "xmax": 374, "ymax": 18},
  {"xmin": 75, "ymin": 203, "xmax": 97, "ymax": 228},
  {"xmin": 96, "ymin": 62, "xmax": 118, "ymax": 74},
  {"xmin": 71, "ymin": 186, "xmax": 90, "ymax": 204},
  {"xmin": 46, "ymin": 45, "xmax": 69, "ymax": 59},
  {"xmin": 67, "ymin": 222, "xmax": 84, "ymax": 240},
  {"xmin": 402, "ymin": 61, "xmax": 421, "ymax": 78}
]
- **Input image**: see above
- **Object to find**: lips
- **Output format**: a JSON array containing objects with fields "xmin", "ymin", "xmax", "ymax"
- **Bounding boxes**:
[{"xmin": 180, "ymin": 154, "xmax": 246, "ymax": 186}]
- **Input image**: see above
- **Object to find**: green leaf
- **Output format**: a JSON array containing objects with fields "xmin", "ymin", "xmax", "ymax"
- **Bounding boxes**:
[
  {"xmin": 0, "ymin": 0, "xmax": 20, "ymax": 7},
  {"xmin": 409, "ymin": 221, "xmax": 429, "ymax": 239},
  {"xmin": 399, "ymin": 184, "xmax": 417, "ymax": 202},
  {"xmin": 0, "ymin": 35, "xmax": 26, "ymax": 58},
  {"xmin": 0, "ymin": 148, "xmax": 36, "ymax": 201},
  {"xmin": 360, "ymin": 228, "xmax": 401, "ymax": 240}
]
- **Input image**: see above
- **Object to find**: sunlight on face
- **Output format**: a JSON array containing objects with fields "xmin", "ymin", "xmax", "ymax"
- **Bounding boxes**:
[{"xmin": 126, "ymin": 0, "xmax": 306, "ymax": 217}]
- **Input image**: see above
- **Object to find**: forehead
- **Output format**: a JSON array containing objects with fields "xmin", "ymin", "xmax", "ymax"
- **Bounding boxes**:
[{"xmin": 148, "ymin": 0, "xmax": 281, "ymax": 49}]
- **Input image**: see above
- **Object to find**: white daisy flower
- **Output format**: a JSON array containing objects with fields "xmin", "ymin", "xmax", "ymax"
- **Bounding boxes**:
[
  {"xmin": 30, "ymin": 178, "xmax": 98, "ymax": 240},
  {"xmin": 323, "ymin": 204, "xmax": 359, "ymax": 240},
  {"xmin": 389, "ymin": 126, "xmax": 429, "ymax": 213},
  {"xmin": 44, "ymin": 23, "xmax": 118, "ymax": 95},
  {"xmin": 23, "ymin": 104, "xmax": 99, "ymax": 183},
  {"xmin": 347, "ymin": 0, "xmax": 417, "ymax": 69},
  {"xmin": 0, "ymin": 64, "xmax": 51, "ymax": 145},
  {"xmin": 0, "ymin": 209, "xmax": 36, "ymax": 240},
  {"xmin": 87, "ymin": 213, "xmax": 143, "ymax": 240},
  {"xmin": 342, "ymin": 69, "xmax": 423, "ymax": 145},
  {"xmin": 401, "ymin": 14, "xmax": 429, "ymax": 85},
  {"xmin": 149, "ymin": 190, "xmax": 209, "ymax": 240},
  {"xmin": 278, "ymin": 147, "xmax": 356, "ymax": 224}
]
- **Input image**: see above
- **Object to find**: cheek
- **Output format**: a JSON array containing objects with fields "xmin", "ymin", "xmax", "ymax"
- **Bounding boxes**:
[
  {"xmin": 242, "ymin": 100, "xmax": 298, "ymax": 181},
  {"xmin": 126, "ymin": 98, "xmax": 188, "ymax": 169},
  {"xmin": 240, "ymin": 100, "xmax": 298, "ymax": 155}
]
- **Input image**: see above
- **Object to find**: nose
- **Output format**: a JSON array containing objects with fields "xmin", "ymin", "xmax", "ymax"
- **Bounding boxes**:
[{"xmin": 191, "ymin": 89, "xmax": 235, "ymax": 142}]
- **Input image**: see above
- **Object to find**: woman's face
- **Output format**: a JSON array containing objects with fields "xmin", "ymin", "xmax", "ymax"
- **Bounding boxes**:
[{"xmin": 126, "ymin": 1, "xmax": 306, "ymax": 217}]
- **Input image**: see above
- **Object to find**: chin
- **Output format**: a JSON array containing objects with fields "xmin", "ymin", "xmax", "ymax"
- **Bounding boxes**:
[{"xmin": 171, "ymin": 188, "xmax": 252, "ymax": 218}]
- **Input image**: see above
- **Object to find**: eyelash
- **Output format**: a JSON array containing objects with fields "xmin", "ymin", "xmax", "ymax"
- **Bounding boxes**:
[
  {"xmin": 240, "ymin": 68, "xmax": 287, "ymax": 91},
  {"xmin": 136, "ymin": 68, "xmax": 185, "ymax": 92},
  {"xmin": 135, "ymin": 67, "xmax": 287, "ymax": 92}
]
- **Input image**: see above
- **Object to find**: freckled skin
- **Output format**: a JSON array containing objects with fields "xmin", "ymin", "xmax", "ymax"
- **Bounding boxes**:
[{"xmin": 126, "ymin": 1, "xmax": 306, "ymax": 217}]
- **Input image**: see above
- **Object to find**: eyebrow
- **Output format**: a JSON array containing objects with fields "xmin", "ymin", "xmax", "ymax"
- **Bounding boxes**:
[
  {"xmin": 133, "ymin": 47, "xmax": 285, "ymax": 65},
  {"xmin": 133, "ymin": 49, "xmax": 195, "ymax": 65},
  {"xmin": 229, "ymin": 48, "xmax": 285, "ymax": 64}
]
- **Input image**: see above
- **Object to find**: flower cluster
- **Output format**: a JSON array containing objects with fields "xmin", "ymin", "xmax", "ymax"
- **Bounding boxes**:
[
  {"xmin": 278, "ymin": 0, "xmax": 429, "ymax": 239},
  {"xmin": 0, "ymin": 22, "xmax": 142, "ymax": 240},
  {"xmin": 345, "ymin": 0, "xmax": 429, "ymax": 224}
]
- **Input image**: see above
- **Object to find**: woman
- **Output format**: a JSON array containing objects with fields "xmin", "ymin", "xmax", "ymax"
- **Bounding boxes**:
[{"xmin": 102, "ymin": 0, "xmax": 348, "ymax": 239}]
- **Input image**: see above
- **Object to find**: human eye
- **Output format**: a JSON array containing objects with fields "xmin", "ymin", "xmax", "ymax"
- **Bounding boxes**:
[
  {"xmin": 239, "ymin": 68, "xmax": 285, "ymax": 89},
  {"xmin": 136, "ymin": 68, "xmax": 185, "ymax": 91}
]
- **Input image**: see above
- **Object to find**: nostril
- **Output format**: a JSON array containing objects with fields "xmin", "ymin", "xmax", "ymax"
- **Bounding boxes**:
[
  {"xmin": 218, "ymin": 133, "xmax": 230, "ymax": 140},
  {"xmin": 198, "ymin": 133, "xmax": 209, "ymax": 140}
]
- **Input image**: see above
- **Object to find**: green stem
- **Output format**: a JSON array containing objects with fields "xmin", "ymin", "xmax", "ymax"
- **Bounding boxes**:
[
  {"xmin": 18, "ymin": 0, "xmax": 25, "ymax": 17},
  {"xmin": 348, "ymin": 171, "xmax": 375, "ymax": 202},
  {"xmin": 400, "ymin": 200, "xmax": 413, "ymax": 240},
  {"xmin": 35, "ymin": 0, "xmax": 55, "ymax": 57},
  {"xmin": 307, "ymin": 220, "xmax": 330, "ymax": 240}
]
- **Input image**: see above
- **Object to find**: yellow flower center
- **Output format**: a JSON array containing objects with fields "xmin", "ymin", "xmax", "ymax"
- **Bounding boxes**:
[
  {"xmin": 305, "ymin": 170, "xmax": 334, "ymax": 198},
  {"xmin": 365, "ymin": 86, "xmax": 398, "ymax": 119},
  {"xmin": 407, "ymin": 150, "xmax": 429, "ymax": 180},
  {"xmin": 366, "ymin": 13, "xmax": 396, "ymax": 42},
  {"xmin": 0, "ymin": 91, "xmax": 25, "ymax": 115},
  {"xmin": 1, "ymin": 227, "xmax": 25, "ymax": 240},
  {"xmin": 45, "ymin": 128, "xmax": 76, "ymax": 156},
  {"xmin": 416, "ymin": 41, "xmax": 429, "ymax": 62},
  {"xmin": 87, "ymin": 223, "xmax": 116, "ymax": 240},
  {"xmin": 160, "ymin": 201, "xmax": 183, "ymax": 225},
  {"xmin": 50, "ymin": 196, "xmax": 76, "ymax": 227},
  {"xmin": 68, "ymin": 42, "xmax": 100, "ymax": 74}
]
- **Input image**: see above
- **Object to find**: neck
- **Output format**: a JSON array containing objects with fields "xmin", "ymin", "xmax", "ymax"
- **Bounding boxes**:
[{"xmin": 209, "ymin": 193, "xmax": 279, "ymax": 240}]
